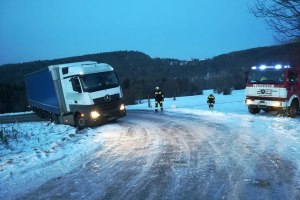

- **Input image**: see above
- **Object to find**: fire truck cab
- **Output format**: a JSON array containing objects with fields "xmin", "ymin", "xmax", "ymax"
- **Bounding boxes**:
[{"xmin": 245, "ymin": 65, "xmax": 300, "ymax": 117}]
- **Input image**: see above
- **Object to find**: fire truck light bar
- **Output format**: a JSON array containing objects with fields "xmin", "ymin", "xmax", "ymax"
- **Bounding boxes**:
[{"xmin": 251, "ymin": 65, "xmax": 290, "ymax": 70}]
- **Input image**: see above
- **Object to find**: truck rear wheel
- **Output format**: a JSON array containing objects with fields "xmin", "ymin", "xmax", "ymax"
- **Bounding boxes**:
[
  {"xmin": 75, "ymin": 115, "xmax": 86, "ymax": 129},
  {"xmin": 51, "ymin": 114, "xmax": 59, "ymax": 124},
  {"xmin": 288, "ymin": 102, "xmax": 298, "ymax": 118},
  {"xmin": 36, "ymin": 109, "xmax": 41, "ymax": 117},
  {"xmin": 248, "ymin": 106, "xmax": 260, "ymax": 114}
]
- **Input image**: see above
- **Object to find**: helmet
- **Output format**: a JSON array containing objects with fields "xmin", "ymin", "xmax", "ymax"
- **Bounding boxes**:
[{"xmin": 155, "ymin": 86, "xmax": 160, "ymax": 91}]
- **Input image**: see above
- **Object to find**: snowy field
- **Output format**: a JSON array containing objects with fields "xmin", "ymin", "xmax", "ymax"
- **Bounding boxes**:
[{"xmin": 1, "ymin": 89, "xmax": 300, "ymax": 199}]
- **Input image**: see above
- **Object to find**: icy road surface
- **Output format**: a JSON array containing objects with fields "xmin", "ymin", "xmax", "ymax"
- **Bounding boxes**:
[{"xmin": 20, "ymin": 110, "xmax": 300, "ymax": 200}]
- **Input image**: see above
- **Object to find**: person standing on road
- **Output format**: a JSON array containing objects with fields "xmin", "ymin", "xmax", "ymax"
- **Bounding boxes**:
[
  {"xmin": 207, "ymin": 94, "xmax": 215, "ymax": 110},
  {"xmin": 154, "ymin": 86, "xmax": 164, "ymax": 112}
]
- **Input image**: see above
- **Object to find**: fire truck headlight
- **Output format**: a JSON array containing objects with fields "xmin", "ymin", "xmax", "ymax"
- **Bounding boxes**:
[
  {"xmin": 245, "ymin": 99, "xmax": 253, "ymax": 105},
  {"xmin": 120, "ymin": 104, "xmax": 125, "ymax": 111},
  {"xmin": 273, "ymin": 101, "xmax": 282, "ymax": 107},
  {"xmin": 91, "ymin": 111, "xmax": 100, "ymax": 119}
]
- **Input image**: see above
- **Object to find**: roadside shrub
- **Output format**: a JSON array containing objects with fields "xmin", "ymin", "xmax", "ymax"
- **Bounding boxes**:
[
  {"xmin": 223, "ymin": 88, "xmax": 232, "ymax": 95},
  {"xmin": 214, "ymin": 87, "xmax": 232, "ymax": 95},
  {"xmin": 0, "ymin": 129, "xmax": 9, "ymax": 146},
  {"xmin": 0, "ymin": 125, "xmax": 21, "ymax": 147}
]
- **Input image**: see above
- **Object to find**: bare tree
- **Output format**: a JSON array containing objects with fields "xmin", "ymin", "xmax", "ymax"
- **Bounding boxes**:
[{"xmin": 250, "ymin": 0, "xmax": 300, "ymax": 42}]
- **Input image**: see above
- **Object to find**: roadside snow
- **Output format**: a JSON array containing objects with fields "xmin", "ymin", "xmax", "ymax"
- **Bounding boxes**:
[
  {"xmin": 0, "ymin": 122, "xmax": 124, "ymax": 198},
  {"xmin": 1, "ymin": 89, "xmax": 300, "ymax": 198}
]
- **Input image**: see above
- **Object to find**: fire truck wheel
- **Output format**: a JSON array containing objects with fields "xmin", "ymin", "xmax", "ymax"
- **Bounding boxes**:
[
  {"xmin": 262, "ymin": 109, "xmax": 269, "ymax": 113},
  {"xmin": 288, "ymin": 102, "xmax": 297, "ymax": 118},
  {"xmin": 248, "ymin": 106, "xmax": 260, "ymax": 114}
]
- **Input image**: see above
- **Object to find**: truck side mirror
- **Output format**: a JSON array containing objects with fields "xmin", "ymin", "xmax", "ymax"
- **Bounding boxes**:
[
  {"xmin": 288, "ymin": 72, "xmax": 298, "ymax": 85},
  {"xmin": 289, "ymin": 78, "xmax": 295, "ymax": 84},
  {"xmin": 70, "ymin": 77, "xmax": 82, "ymax": 93}
]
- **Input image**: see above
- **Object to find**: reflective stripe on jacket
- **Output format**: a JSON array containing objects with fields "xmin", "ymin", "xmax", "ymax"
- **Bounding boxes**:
[
  {"xmin": 155, "ymin": 91, "xmax": 164, "ymax": 101},
  {"xmin": 207, "ymin": 95, "xmax": 215, "ymax": 103}
]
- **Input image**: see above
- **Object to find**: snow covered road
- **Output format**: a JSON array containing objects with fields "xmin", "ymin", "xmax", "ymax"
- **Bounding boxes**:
[{"xmin": 18, "ymin": 110, "xmax": 300, "ymax": 200}]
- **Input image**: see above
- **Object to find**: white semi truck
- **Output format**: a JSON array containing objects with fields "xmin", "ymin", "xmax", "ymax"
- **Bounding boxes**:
[{"xmin": 25, "ymin": 61, "xmax": 126, "ymax": 128}]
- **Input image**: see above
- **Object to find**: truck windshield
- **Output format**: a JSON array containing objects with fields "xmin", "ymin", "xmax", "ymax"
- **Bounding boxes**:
[
  {"xmin": 80, "ymin": 71, "xmax": 119, "ymax": 92},
  {"xmin": 248, "ymin": 70, "xmax": 285, "ymax": 84}
]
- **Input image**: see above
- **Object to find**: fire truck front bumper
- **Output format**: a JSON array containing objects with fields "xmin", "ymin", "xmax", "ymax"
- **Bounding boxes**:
[{"xmin": 245, "ymin": 99, "xmax": 288, "ymax": 110}]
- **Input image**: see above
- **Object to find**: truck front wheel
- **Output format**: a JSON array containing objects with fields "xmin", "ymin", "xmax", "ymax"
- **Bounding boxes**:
[
  {"xmin": 288, "ymin": 102, "xmax": 298, "ymax": 118},
  {"xmin": 248, "ymin": 106, "xmax": 260, "ymax": 114},
  {"xmin": 75, "ymin": 115, "xmax": 86, "ymax": 129}
]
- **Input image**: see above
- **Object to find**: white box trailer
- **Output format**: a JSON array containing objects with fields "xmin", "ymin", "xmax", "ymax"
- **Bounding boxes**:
[{"xmin": 25, "ymin": 61, "xmax": 126, "ymax": 128}]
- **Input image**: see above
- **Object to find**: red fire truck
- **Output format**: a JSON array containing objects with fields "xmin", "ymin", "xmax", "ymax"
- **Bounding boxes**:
[{"xmin": 245, "ymin": 65, "xmax": 300, "ymax": 117}]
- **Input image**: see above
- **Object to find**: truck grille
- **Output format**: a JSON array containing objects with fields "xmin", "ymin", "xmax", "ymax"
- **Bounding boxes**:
[
  {"xmin": 93, "ymin": 94, "xmax": 120, "ymax": 104},
  {"xmin": 93, "ymin": 94, "xmax": 122, "ymax": 113},
  {"xmin": 247, "ymin": 96, "xmax": 286, "ymax": 101}
]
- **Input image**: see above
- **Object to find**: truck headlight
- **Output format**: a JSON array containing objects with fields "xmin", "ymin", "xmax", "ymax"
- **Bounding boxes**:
[
  {"xmin": 120, "ymin": 104, "xmax": 125, "ymax": 111},
  {"xmin": 273, "ymin": 101, "xmax": 282, "ymax": 107},
  {"xmin": 91, "ymin": 111, "xmax": 100, "ymax": 119}
]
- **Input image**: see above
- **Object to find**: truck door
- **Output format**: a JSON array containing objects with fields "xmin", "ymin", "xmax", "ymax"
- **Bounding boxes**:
[{"xmin": 61, "ymin": 77, "xmax": 92, "ymax": 112}]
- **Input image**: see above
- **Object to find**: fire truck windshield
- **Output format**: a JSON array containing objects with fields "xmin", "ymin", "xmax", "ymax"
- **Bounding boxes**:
[{"xmin": 248, "ymin": 70, "xmax": 285, "ymax": 84}]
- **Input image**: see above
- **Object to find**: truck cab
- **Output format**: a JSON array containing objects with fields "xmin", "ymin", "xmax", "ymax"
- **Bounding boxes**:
[
  {"xmin": 25, "ymin": 61, "xmax": 126, "ymax": 128},
  {"xmin": 245, "ymin": 65, "xmax": 300, "ymax": 117}
]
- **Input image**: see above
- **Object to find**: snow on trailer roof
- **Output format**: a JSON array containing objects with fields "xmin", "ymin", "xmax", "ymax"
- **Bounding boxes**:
[
  {"xmin": 49, "ymin": 61, "xmax": 114, "ymax": 77},
  {"xmin": 50, "ymin": 61, "xmax": 97, "ymax": 68},
  {"xmin": 25, "ymin": 61, "xmax": 110, "ymax": 77}
]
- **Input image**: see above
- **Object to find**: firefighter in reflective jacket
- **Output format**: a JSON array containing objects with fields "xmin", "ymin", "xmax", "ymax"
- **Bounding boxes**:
[
  {"xmin": 154, "ymin": 86, "xmax": 164, "ymax": 112},
  {"xmin": 207, "ymin": 94, "xmax": 215, "ymax": 110}
]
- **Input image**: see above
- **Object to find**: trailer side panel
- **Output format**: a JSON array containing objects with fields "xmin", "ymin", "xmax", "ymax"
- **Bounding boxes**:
[{"xmin": 25, "ymin": 68, "xmax": 60, "ymax": 114}]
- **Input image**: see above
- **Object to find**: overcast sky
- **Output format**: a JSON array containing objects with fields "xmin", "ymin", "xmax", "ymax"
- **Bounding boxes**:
[{"xmin": 0, "ymin": 0, "xmax": 274, "ymax": 65}]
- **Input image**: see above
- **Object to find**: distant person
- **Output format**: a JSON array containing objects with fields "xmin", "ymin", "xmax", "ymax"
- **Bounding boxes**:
[
  {"xmin": 154, "ymin": 86, "xmax": 164, "ymax": 112},
  {"xmin": 207, "ymin": 94, "xmax": 215, "ymax": 110}
]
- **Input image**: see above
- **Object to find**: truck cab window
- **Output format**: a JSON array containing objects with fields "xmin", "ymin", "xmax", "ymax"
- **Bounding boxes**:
[
  {"xmin": 81, "ymin": 71, "xmax": 119, "ymax": 92},
  {"xmin": 289, "ymin": 72, "xmax": 298, "ymax": 84},
  {"xmin": 70, "ymin": 77, "xmax": 82, "ymax": 93},
  {"xmin": 248, "ymin": 70, "xmax": 286, "ymax": 84}
]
